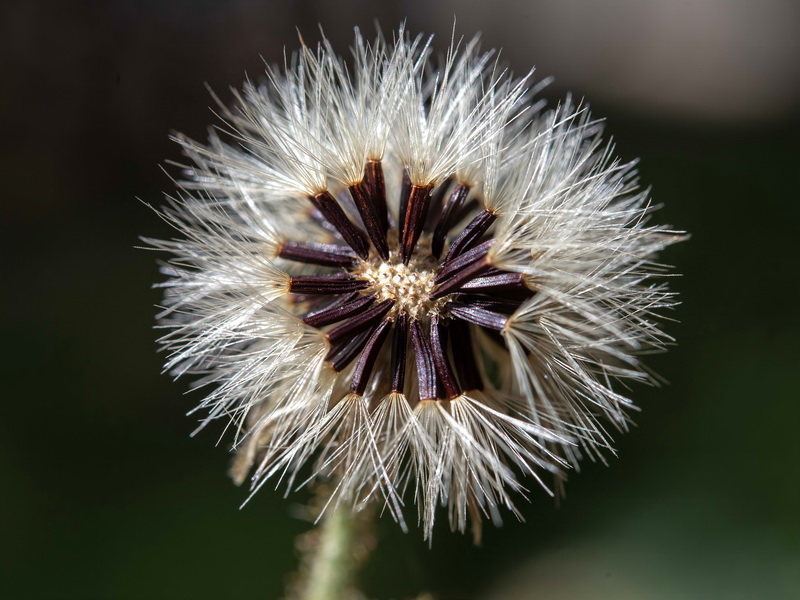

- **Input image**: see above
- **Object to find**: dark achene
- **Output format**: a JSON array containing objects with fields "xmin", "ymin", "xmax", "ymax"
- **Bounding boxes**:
[{"xmin": 281, "ymin": 163, "xmax": 534, "ymax": 401}]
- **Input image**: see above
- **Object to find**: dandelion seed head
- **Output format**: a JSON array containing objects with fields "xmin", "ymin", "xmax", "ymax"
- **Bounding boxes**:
[{"xmin": 147, "ymin": 24, "xmax": 684, "ymax": 541}]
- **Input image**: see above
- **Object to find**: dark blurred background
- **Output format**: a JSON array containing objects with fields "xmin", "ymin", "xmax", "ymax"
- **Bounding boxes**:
[{"xmin": 2, "ymin": 1, "xmax": 798, "ymax": 598}]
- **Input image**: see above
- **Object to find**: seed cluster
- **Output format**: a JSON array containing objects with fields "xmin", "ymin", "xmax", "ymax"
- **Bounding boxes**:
[
  {"xmin": 358, "ymin": 251, "xmax": 447, "ymax": 320},
  {"xmin": 283, "ymin": 162, "xmax": 535, "ymax": 401}
]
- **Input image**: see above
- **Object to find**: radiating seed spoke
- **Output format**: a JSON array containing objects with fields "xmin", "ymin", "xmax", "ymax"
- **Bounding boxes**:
[
  {"xmin": 410, "ymin": 320, "xmax": 438, "ymax": 401},
  {"xmin": 459, "ymin": 272, "xmax": 527, "ymax": 293},
  {"xmin": 425, "ymin": 178, "xmax": 451, "ymax": 232},
  {"xmin": 398, "ymin": 169, "xmax": 412, "ymax": 242},
  {"xmin": 432, "ymin": 183, "xmax": 470, "ymax": 258},
  {"xmin": 430, "ymin": 316, "xmax": 461, "ymax": 399},
  {"xmin": 327, "ymin": 299, "xmax": 394, "ymax": 345},
  {"xmin": 390, "ymin": 314, "xmax": 409, "ymax": 394},
  {"xmin": 303, "ymin": 294, "xmax": 376, "ymax": 328},
  {"xmin": 435, "ymin": 239, "xmax": 494, "ymax": 283},
  {"xmin": 290, "ymin": 273, "xmax": 368, "ymax": 295},
  {"xmin": 279, "ymin": 241, "xmax": 358, "ymax": 268},
  {"xmin": 327, "ymin": 327, "xmax": 375, "ymax": 371},
  {"xmin": 430, "ymin": 257, "xmax": 492, "ymax": 299},
  {"xmin": 365, "ymin": 160, "xmax": 388, "ymax": 235},
  {"xmin": 452, "ymin": 198, "xmax": 480, "ymax": 227},
  {"xmin": 453, "ymin": 294, "xmax": 526, "ymax": 315},
  {"xmin": 350, "ymin": 319, "xmax": 393, "ymax": 395},
  {"xmin": 349, "ymin": 181, "xmax": 389, "ymax": 260},
  {"xmin": 444, "ymin": 208, "xmax": 497, "ymax": 261},
  {"xmin": 449, "ymin": 303, "xmax": 509, "ymax": 331},
  {"xmin": 310, "ymin": 191, "xmax": 370, "ymax": 260},
  {"xmin": 401, "ymin": 184, "xmax": 433, "ymax": 264}
]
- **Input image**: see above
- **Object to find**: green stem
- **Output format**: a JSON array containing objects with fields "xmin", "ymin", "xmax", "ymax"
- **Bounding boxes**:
[
  {"xmin": 301, "ymin": 507, "xmax": 357, "ymax": 600},
  {"xmin": 290, "ymin": 496, "xmax": 376, "ymax": 600}
]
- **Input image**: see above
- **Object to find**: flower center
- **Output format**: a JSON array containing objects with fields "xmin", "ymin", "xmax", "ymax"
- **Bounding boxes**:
[
  {"xmin": 359, "ymin": 257, "xmax": 448, "ymax": 321},
  {"xmin": 281, "ymin": 165, "xmax": 534, "ymax": 395}
]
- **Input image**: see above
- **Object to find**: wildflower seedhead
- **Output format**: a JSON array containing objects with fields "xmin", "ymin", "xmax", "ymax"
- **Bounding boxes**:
[{"xmin": 148, "ymin": 25, "xmax": 683, "ymax": 540}]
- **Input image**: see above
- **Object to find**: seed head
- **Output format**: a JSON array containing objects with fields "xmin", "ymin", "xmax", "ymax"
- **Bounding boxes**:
[{"xmin": 146, "ymin": 25, "xmax": 683, "ymax": 540}]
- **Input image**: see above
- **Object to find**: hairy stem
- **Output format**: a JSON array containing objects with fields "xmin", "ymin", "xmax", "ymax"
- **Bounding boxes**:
[{"xmin": 291, "ymin": 498, "xmax": 374, "ymax": 600}]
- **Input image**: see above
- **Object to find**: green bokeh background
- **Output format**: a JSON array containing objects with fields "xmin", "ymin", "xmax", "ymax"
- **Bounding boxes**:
[{"xmin": 2, "ymin": 2, "xmax": 798, "ymax": 598}]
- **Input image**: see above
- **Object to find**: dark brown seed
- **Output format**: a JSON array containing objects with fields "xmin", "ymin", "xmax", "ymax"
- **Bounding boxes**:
[
  {"xmin": 350, "ymin": 319, "xmax": 393, "ymax": 395},
  {"xmin": 458, "ymin": 272, "xmax": 527, "ymax": 293},
  {"xmin": 451, "ymin": 198, "xmax": 480, "ymax": 228},
  {"xmin": 449, "ymin": 303, "xmax": 509, "ymax": 331},
  {"xmin": 430, "ymin": 316, "xmax": 461, "ymax": 399},
  {"xmin": 476, "ymin": 267, "xmax": 505, "ymax": 278},
  {"xmin": 430, "ymin": 257, "xmax": 491, "ymax": 299},
  {"xmin": 308, "ymin": 206, "xmax": 339, "ymax": 235},
  {"xmin": 327, "ymin": 299, "xmax": 394, "ymax": 345},
  {"xmin": 328, "ymin": 328, "xmax": 375, "ymax": 371},
  {"xmin": 290, "ymin": 273, "xmax": 368, "ymax": 295},
  {"xmin": 398, "ymin": 169, "xmax": 411, "ymax": 241},
  {"xmin": 435, "ymin": 239, "xmax": 494, "ymax": 284},
  {"xmin": 432, "ymin": 183, "xmax": 470, "ymax": 258},
  {"xmin": 444, "ymin": 209, "xmax": 497, "ymax": 262},
  {"xmin": 425, "ymin": 178, "xmax": 452, "ymax": 231},
  {"xmin": 310, "ymin": 191, "xmax": 370, "ymax": 260},
  {"xmin": 390, "ymin": 313, "xmax": 409, "ymax": 393},
  {"xmin": 302, "ymin": 291, "xmax": 357, "ymax": 322},
  {"xmin": 401, "ymin": 184, "xmax": 433, "ymax": 264},
  {"xmin": 365, "ymin": 160, "xmax": 388, "ymax": 235},
  {"xmin": 410, "ymin": 320, "xmax": 438, "ymax": 401},
  {"xmin": 303, "ymin": 294, "xmax": 375, "ymax": 328},
  {"xmin": 349, "ymin": 181, "xmax": 389, "ymax": 260},
  {"xmin": 435, "ymin": 376, "xmax": 446, "ymax": 403},
  {"xmin": 453, "ymin": 294, "xmax": 525, "ymax": 315},
  {"xmin": 449, "ymin": 320, "xmax": 483, "ymax": 391},
  {"xmin": 279, "ymin": 242, "xmax": 358, "ymax": 268}
]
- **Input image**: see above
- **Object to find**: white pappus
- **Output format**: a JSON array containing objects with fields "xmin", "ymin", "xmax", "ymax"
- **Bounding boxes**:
[{"xmin": 145, "ymin": 24, "xmax": 684, "ymax": 541}]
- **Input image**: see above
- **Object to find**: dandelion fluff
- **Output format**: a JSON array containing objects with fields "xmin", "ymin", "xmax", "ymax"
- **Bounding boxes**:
[{"xmin": 148, "ymin": 25, "xmax": 683, "ymax": 539}]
